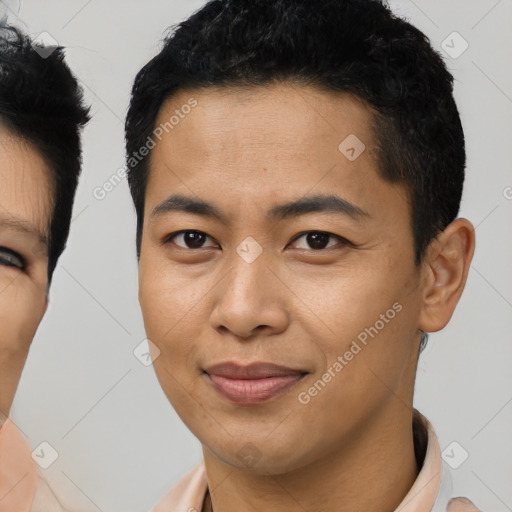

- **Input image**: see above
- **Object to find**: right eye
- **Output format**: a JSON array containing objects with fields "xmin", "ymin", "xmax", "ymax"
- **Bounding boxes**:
[
  {"xmin": 0, "ymin": 247, "xmax": 25, "ymax": 270},
  {"xmin": 163, "ymin": 230, "xmax": 218, "ymax": 250}
]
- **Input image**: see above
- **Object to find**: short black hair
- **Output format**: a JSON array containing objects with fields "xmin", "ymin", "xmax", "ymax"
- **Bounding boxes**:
[
  {"xmin": 125, "ymin": 0, "xmax": 465, "ymax": 268},
  {"xmin": 0, "ymin": 20, "xmax": 90, "ymax": 281}
]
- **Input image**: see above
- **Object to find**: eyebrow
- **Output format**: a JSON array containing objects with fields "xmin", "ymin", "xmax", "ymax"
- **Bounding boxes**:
[
  {"xmin": 0, "ymin": 212, "xmax": 48, "ymax": 247},
  {"xmin": 151, "ymin": 193, "xmax": 370, "ymax": 225}
]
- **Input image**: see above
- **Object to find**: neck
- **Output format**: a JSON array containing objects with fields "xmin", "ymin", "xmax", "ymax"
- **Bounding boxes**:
[{"xmin": 202, "ymin": 405, "xmax": 420, "ymax": 512}]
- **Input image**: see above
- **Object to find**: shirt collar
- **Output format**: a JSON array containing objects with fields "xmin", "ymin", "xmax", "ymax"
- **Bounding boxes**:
[{"xmin": 394, "ymin": 409, "xmax": 453, "ymax": 512}]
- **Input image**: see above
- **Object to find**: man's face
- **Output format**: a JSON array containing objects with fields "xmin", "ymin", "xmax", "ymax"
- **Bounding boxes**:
[
  {"xmin": 0, "ymin": 126, "xmax": 50, "ymax": 421},
  {"xmin": 139, "ymin": 84, "xmax": 426, "ymax": 474}
]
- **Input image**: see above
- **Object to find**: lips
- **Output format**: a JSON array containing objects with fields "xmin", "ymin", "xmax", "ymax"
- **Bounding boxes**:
[{"xmin": 204, "ymin": 362, "xmax": 307, "ymax": 404}]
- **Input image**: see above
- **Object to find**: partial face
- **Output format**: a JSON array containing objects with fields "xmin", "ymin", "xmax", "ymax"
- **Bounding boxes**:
[
  {"xmin": 0, "ymin": 125, "xmax": 51, "ymax": 420},
  {"xmin": 139, "ymin": 84, "xmax": 425, "ymax": 474}
]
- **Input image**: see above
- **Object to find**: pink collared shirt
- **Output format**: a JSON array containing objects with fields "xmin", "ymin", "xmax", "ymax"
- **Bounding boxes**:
[
  {"xmin": 0, "ymin": 418, "xmax": 65, "ymax": 512},
  {"xmin": 150, "ymin": 411, "xmax": 481, "ymax": 512},
  {"xmin": 0, "ymin": 418, "xmax": 37, "ymax": 512}
]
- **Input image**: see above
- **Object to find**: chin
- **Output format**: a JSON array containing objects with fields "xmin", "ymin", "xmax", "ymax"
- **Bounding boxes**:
[{"xmin": 204, "ymin": 432, "xmax": 314, "ymax": 476}]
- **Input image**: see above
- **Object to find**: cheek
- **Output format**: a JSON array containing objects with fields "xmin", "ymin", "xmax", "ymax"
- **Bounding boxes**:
[
  {"xmin": 140, "ymin": 264, "xmax": 196, "ymax": 336},
  {"xmin": 139, "ymin": 246, "xmax": 225, "ymax": 336},
  {"xmin": 0, "ymin": 277, "xmax": 47, "ymax": 354},
  {"xmin": 295, "ymin": 262, "xmax": 416, "ymax": 402},
  {"xmin": 291, "ymin": 260, "xmax": 403, "ymax": 344},
  {"xmin": 138, "ymin": 260, "xmax": 205, "ymax": 376}
]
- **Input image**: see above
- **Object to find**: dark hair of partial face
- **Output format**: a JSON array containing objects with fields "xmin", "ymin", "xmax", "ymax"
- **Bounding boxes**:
[{"xmin": 0, "ymin": 20, "xmax": 90, "ymax": 281}]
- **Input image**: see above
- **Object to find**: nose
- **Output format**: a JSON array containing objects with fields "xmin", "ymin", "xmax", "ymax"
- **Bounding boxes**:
[{"xmin": 209, "ymin": 246, "xmax": 290, "ymax": 340}]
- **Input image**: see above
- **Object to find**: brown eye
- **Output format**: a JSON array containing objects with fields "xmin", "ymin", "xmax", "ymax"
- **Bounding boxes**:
[
  {"xmin": 164, "ymin": 230, "xmax": 217, "ymax": 250},
  {"xmin": 290, "ymin": 231, "xmax": 350, "ymax": 250}
]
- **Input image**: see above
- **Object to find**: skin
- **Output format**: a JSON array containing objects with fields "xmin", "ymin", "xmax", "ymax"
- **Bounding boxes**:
[
  {"xmin": 138, "ymin": 83, "xmax": 475, "ymax": 512},
  {"xmin": 0, "ymin": 124, "xmax": 51, "ymax": 426}
]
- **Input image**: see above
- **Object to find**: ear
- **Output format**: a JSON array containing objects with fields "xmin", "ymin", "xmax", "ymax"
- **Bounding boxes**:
[{"xmin": 418, "ymin": 218, "xmax": 475, "ymax": 333}]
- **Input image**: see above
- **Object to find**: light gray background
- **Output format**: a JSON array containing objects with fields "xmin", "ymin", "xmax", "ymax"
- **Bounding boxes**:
[{"xmin": 1, "ymin": 1, "xmax": 511, "ymax": 511}]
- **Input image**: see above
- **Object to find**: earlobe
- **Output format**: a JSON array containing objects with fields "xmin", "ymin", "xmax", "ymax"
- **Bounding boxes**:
[{"xmin": 418, "ymin": 218, "xmax": 475, "ymax": 333}]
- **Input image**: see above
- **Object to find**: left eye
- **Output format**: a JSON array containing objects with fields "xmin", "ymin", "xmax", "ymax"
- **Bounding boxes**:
[{"xmin": 290, "ymin": 231, "xmax": 348, "ymax": 250}]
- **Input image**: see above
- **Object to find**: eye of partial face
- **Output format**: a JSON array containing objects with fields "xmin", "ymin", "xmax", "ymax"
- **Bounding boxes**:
[{"xmin": 0, "ymin": 246, "xmax": 26, "ymax": 270}]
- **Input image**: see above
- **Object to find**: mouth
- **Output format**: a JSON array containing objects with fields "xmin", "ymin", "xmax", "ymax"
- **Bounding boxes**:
[{"xmin": 204, "ymin": 362, "xmax": 308, "ymax": 404}]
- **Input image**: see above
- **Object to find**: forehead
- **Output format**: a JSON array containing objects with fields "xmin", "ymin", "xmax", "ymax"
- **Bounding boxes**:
[
  {"xmin": 154, "ymin": 83, "xmax": 376, "ymax": 163},
  {"xmin": 0, "ymin": 125, "xmax": 53, "ymax": 238},
  {"xmin": 146, "ymin": 83, "xmax": 409, "ymax": 225}
]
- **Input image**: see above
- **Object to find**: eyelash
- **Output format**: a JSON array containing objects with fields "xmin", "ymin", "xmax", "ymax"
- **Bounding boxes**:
[
  {"xmin": 162, "ymin": 230, "xmax": 353, "ymax": 252},
  {"xmin": 0, "ymin": 246, "xmax": 25, "ymax": 270}
]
